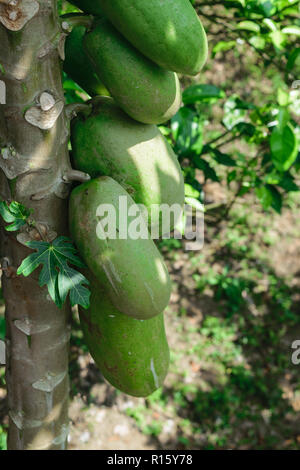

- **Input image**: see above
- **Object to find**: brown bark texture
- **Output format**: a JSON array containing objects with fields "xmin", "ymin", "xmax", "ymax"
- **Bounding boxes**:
[{"xmin": 0, "ymin": 0, "xmax": 75, "ymax": 450}]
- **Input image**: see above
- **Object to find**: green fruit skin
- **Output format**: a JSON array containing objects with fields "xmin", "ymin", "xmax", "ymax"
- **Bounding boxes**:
[
  {"xmin": 71, "ymin": 97, "xmax": 184, "ymax": 233},
  {"xmin": 98, "ymin": 0, "xmax": 208, "ymax": 76},
  {"xmin": 69, "ymin": 176, "xmax": 171, "ymax": 320},
  {"xmin": 79, "ymin": 274, "xmax": 170, "ymax": 397},
  {"xmin": 83, "ymin": 20, "xmax": 181, "ymax": 124},
  {"xmin": 64, "ymin": 25, "xmax": 108, "ymax": 97},
  {"xmin": 68, "ymin": 0, "xmax": 104, "ymax": 16}
]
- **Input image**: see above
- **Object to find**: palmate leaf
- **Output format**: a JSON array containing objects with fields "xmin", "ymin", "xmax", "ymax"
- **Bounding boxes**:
[
  {"xmin": 0, "ymin": 200, "xmax": 31, "ymax": 231},
  {"xmin": 17, "ymin": 236, "xmax": 90, "ymax": 309}
]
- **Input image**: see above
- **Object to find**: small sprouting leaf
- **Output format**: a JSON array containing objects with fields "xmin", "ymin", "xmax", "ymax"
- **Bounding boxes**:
[
  {"xmin": 17, "ymin": 236, "xmax": 90, "ymax": 309},
  {"xmin": 0, "ymin": 200, "xmax": 31, "ymax": 231},
  {"xmin": 0, "ymin": 201, "xmax": 16, "ymax": 223}
]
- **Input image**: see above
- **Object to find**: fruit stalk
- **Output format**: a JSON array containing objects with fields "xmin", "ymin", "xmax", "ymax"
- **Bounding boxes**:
[{"xmin": 0, "ymin": 0, "xmax": 73, "ymax": 450}]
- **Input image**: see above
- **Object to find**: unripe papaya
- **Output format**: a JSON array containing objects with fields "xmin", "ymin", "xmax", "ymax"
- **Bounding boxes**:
[
  {"xmin": 83, "ymin": 20, "xmax": 181, "ymax": 124},
  {"xmin": 67, "ymin": 0, "xmax": 104, "ymax": 16},
  {"xmin": 69, "ymin": 176, "xmax": 171, "ymax": 320},
  {"xmin": 64, "ymin": 24, "xmax": 108, "ymax": 97},
  {"xmin": 71, "ymin": 97, "xmax": 184, "ymax": 234},
  {"xmin": 79, "ymin": 274, "xmax": 170, "ymax": 397},
  {"xmin": 97, "ymin": 0, "xmax": 208, "ymax": 76}
]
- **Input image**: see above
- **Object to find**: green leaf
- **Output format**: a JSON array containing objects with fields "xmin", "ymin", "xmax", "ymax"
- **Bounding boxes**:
[
  {"xmin": 278, "ymin": 173, "xmax": 299, "ymax": 192},
  {"xmin": 52, "ymin": 236, "xmax": 86, "ymax": 268},
  {"xmin": 212, "ymin": 41, "xmax": 236, "ymax": 57},
  {"xmin": 185, "ymin": 197, "xmax": 204, "ymax": 212},
  {"xmin": 209, "ymin": 148, "xmax": 237, "ymax": 167},
  {"xmin": 184, "ymin": 183, "xmax": 201, "ymax": 199},
  {"xmin": 277, "ymin": 88, "xmax": 290, "ymax": 107},
  {"xmin": 249, "ymin": 35, "xmax": 266, "ymax": 50},
  {"xmin": 17, "ymin": 236, "xmax": 90, "ymax": 309},
  {"xmin": 237, "ymin": 21, "xmax": 260, "ymax": 33},
  {"xmin": 276, "ymin": 107, "xmax": 290, "ymax": 131},
  {"xmin": 282, "ymin": 26, "xmax": 300, "ymax": 36},
  {"xmin": 227, "ymin": 170, "xmax": 237, "ymax": 185},
  {"xmin": 270, "ymin": 30, "xmax": 286, "ymax": 50},
  {"xmin": 171, "ymin": 107, "xmax": 203, "ymax": 156},
  {"xmin": 270, "ymin": 123, "xmax": 298, "ymax": 171},
  {"xmin": 268, "ymin": 185, "xmax": 283, "ymax": 213},
  {"xmin": 0, "ymin": 200, "xmax": 31, "ymax": 231},
  {"xmin": 5, "ymin": 219, "xmax": 27, "ymax": 232},
  {"xmin": 182, "ymin": 84, "xmax": 225, "ymax": 104},
  {"xmin": 0, "ymin": 201, "xmax": 16, "ymax": 223},
  {"xmin": 259, "ymin": 1, "xmax": 276, "ymax": 17},
  {"xmin": 256, "ymin": 185, "xmax": 282, "ymax": 213},
  {"xmin": 0, "ymin": 315, "xmax": 5, "ymax": 341},
  {"xmin": 287, "ymin": 48, "xmax": 300, "ymax": 72},
  {"xmin": 193, "ymin": 157, "xmax": 219, "ymax": 182},
  {"xmin": 263, "ymin": 18, "xmax": 277, "ymax": 32},
  {"xmin": 223, "ymin": 96, "xmax": 252, "ymax": 130},
  {"xmin": 234, "ymin": 122, "xmax": 256, "ymax": 137},
  {"xmin": 57, "ymin": 265, "xmax": 89, "ymax": 308}
]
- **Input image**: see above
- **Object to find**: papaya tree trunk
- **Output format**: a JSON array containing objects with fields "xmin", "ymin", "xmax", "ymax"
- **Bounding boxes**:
[{"xmin": 0, "ymin": 0, "xmax": 76, "ymax": 450}]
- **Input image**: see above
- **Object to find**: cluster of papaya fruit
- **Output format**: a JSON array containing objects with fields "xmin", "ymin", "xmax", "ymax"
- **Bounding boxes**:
[{"xmin": 66, "ymin": 0, "xmax": 207, "ymax": 397}]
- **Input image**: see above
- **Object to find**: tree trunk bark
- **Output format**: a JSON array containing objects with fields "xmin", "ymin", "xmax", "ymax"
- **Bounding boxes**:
[{"xmin": 0, "ymin": 0, "xmax": 74, "ymax": 450}]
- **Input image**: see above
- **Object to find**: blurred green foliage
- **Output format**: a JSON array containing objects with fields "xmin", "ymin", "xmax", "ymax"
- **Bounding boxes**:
[
  {"xmin": 0, "ymin": 426, "xmax": 6, "ymax": 451},
  {"xmin": 60, "ymin": 0, "xmax": 300, "ymax": 215}
]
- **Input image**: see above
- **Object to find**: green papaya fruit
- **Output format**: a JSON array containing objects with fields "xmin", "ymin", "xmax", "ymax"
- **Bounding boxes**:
[
  {"xmin": 79, "ymin": 273, "xmax": 170, "ymax": 397},
  {"xmin": 64, "ymin": 24, "xmax": 108, "ymax": 97},
  {"xmin": 71, "ymin": 96, "xmax": 184, "ymax": 234},
  {"xmin": 97, "ymin": 0, "xmax": 208, "ymax": 76},
  {"xmin": 67, "ymin": 0, "xmax": 104, "ymax": 16},
  {"xmin": 83, "ymin": 20, "xmax": 181, "ymax": 124},
  {"xmin": 69, "ymin": 176, "xmax": 171, "ymax": 320}
]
